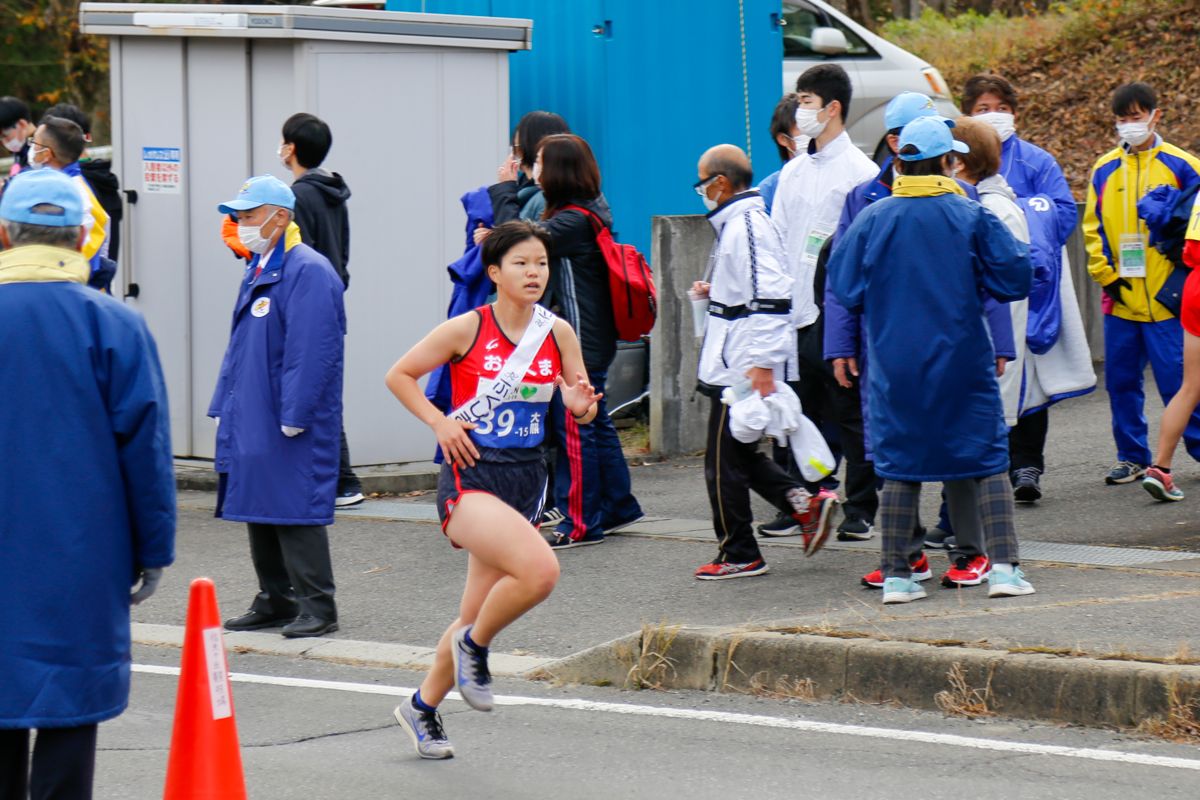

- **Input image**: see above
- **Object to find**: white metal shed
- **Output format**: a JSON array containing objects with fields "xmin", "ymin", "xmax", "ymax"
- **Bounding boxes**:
[{"xmin": 79, "ymin": 3, "xmax": 531, "ymax": 464}]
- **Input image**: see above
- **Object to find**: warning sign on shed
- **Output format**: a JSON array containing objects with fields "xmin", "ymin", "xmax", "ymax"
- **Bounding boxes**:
[{"xmin": 142, "ymin": 147, "xmax": 182, "ymax": 194}]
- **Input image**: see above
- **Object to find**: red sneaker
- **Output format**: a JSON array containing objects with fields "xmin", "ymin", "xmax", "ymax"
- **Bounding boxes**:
[
  {"xmin": 941, "ymin": 554, "xmax": 991, "ymax": 587},
  {"xmin": 694, "ymin": 558, "xmax": 770, "ymax": 581},
  {"xmin": 861, "ymin": 553, "xmax": 933, "ymax": 588},
  {"xmin": 793, "ymin": 489, "xmax": 839, "ymax": 557}
]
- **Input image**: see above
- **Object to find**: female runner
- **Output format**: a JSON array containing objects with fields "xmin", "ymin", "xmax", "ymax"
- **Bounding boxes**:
[{"xmin": 384, "ymin": 220, "xmax": 600, "ymax": 758}]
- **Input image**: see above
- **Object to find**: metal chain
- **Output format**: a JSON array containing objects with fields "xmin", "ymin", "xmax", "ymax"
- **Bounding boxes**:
[{"xmin": 738, "ymin": 0, "xmax": 751, "ymax": 162}]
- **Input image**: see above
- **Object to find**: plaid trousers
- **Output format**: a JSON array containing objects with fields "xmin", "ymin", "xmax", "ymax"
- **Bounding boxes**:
[{"xmin": 880, "ymin": 472, "xmax": 1018, "ymax": 578}]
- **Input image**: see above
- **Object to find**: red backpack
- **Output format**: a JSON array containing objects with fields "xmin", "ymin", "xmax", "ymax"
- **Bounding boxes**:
[{"xmin": 563, "ymin": 204, "xmax": 658, "ymax": 341}]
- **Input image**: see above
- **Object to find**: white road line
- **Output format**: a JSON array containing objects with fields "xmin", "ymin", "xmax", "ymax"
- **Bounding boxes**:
[{"xmin": 133, "ymin": 664, "xmax": 1200, "ymax": 772}]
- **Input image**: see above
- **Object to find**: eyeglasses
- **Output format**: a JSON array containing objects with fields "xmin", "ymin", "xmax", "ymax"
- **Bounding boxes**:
[{"xmin": 693, "ymin": 174, "xmax": 722, "ymax": 195}]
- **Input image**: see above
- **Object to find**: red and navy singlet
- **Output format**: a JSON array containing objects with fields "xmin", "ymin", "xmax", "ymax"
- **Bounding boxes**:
[{"xmin": 450, "ymin": 305, "xmax": 562, "ymax": 455}]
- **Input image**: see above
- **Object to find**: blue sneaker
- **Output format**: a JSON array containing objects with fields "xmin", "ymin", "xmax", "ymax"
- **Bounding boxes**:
[
  {"xmin": 451, "ymin": 627, "xmax": 493, "ymax": 711},
  {"xmin": 1105, "ymin": 461, "xmax": 1147, "ymax": 485},
  {"xmin": 881, "ymin": 577, "xmax": 927, "ymax": 604},
  {"xmin": 987, "ymin": 567, "xmax": 1036, "ymax": 598},
  {"xmin": 393, "ymin": 698, "xmax": 454, "ymax": 759}
]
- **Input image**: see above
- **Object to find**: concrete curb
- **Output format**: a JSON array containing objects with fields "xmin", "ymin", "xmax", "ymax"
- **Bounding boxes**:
[
  {"xmin": 532, "ymin": 626, "xmax": 1200, "ymax": 731},
  {"xmin": 173, "ymin": 461, "xmax": 440, "ymax": 494},
  {"xmin": 132, "ymin": 623, "xmax": 552, "ymax": 678}
]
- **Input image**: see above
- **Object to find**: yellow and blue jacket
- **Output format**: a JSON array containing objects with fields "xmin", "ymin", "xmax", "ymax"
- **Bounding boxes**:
[{"xmin": 1083, "ymin": 136, "xmax": 1200, "ymax": 322}]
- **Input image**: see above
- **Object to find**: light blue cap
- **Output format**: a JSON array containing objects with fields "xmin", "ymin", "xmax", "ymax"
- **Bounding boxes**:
[
  {"xmin": 0, "ymin": 169, "xmax": 84, "ymax": 227},
  {"xmin": 897, "ymin": 116, "xmax": 970, "ymax": 162},
  {"xmin": 217, "ymin": 174, "xmax": 295, "ymax": 214},
  {"xmin": 884, "ymin": 92, "xmax": 939, "ymax": 132}
]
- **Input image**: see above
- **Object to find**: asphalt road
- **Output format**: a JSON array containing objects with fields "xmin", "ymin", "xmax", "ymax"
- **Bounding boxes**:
[{"xmin": 95, "ymin": 647, "xmax": 1200, "ymax": 800}]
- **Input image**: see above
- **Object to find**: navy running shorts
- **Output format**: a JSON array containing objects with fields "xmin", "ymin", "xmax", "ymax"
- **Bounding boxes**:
[{"xmin": 436, "ymin": 457, "xmax": 548, "ymax": 541}]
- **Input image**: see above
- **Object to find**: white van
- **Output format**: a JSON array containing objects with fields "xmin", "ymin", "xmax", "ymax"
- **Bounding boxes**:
[{"xmin": 781, "ymin": 1, "xmax": 958, "ymax": 162}]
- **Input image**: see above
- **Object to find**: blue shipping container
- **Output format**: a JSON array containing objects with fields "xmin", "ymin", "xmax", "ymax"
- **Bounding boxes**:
[{"xmin": 385, "ymin": 0, "xmax": 784, "ymax": 257}]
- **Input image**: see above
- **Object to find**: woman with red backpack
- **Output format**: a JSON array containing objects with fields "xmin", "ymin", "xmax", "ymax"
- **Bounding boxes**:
[{"xmin": 489, "ymin": 133, "xmax": 644, "ymax": 548}]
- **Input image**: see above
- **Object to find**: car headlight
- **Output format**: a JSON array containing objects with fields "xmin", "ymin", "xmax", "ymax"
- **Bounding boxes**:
[{"xmin": 922, "ymin": 67, "xmax": 950, "ymax": 99}]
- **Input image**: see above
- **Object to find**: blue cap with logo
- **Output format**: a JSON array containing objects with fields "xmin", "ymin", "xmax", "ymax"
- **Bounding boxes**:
[
  {"xmin": 884, "ymin": 91, "xmax": 940, "ymax": 132},
  {"xmin": 217, "ymin": 174, "xmax": 295, "ymax": 214},
  {"xmin": 0, "ymin": 169, "xmax": 84, "ymax": 227},
  {"xmin": 897, "ymin": 116, "xmax": 970, "ymax": 162}
]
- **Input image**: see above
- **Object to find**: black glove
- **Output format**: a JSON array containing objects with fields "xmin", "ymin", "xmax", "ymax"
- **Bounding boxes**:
[
  {"xmin": 1103, "ymin": 277, "xmax": 1133, "ymax": 306},
  {"xmin": 131, "ymin": 568, "xmax": 163, "ymax": 605}
]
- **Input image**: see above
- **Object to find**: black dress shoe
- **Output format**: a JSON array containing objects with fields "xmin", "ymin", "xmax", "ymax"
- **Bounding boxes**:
[
  {"xmin": 281, "ymin": 614, "xmax": 339, "ymax": 638},
  {"xmin": 224, "ymin": 610, "xmax": 296, "ymax": 632}
]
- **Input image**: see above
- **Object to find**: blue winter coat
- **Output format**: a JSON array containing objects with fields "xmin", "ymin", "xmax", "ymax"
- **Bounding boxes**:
[
  {"xmin": 0, "ymin": 245, "xmax": 175, "ymax": 728},
  {"xmin": 209, "ymin": 227, "xmax": 346, "ymax": 525},
  {"xmin": 426, "ymin": 187, "xmax": 495, "ymax": 414},
  {"xmin": 827, "ymin": 179, "xmax": 1032, "ymax": 481},
  {"xmin": 999, "ymin": 136, "xmax": 1078, "ymax": 249}
]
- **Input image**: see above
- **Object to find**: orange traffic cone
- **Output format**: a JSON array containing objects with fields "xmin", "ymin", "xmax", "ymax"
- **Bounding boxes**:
[{"xmin": 163, "ymin": 578, "xmax": 247, "ymax": 799}]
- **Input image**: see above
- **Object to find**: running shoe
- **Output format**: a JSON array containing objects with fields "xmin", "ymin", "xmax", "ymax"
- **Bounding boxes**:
[
  {"xmin": 451, "ymin": 627, "xmax": 493, "ymax": 711},
  {"xmin": 882, "ymin": 577, "xmax": 927, "ymax": 604},
  {"xmin": 923, "ymin": 526, "xmax": 956, "ymax": 550},
  {"xmin": 1011, "ymin": 467, "xmax": 1043, "ymax": 503},
  {"xmin": 941, "ymin": 554, "xmax": 991, "ymax": 587},
  {"xmin": 393, "ymin": 698, "xmax": 454, "ymax": 760},
  {"xmin": 757, "ymin": 512, "xmax": 799, "ymax": 537},
  {"xmin": 543, "ymin": 529, "xmax": 604, "ymax": 549},
  {"xmin": 694, "ymin": 559, "xmax": 769, "ymax": 581},
  {"xmin": 794, "ymin": 489, "xmax": 839, "ymax": 556},
  {"xmin": 1105, "ymin": 461, "xmax": 1147, "ymax": 485},
  {"xmin": 836, "ymin": 514, "xmax": 874, "ymax": 542},
  {"xmin": 539, "ymin": 508, "xmax": 566, "ymax": 529},
  {"xmin": 861, "ymin": 554, "xmax": 933, "ymax": 588},
  {"xmin": 987, "ymin": 567, "xmax": 1036, "ymax": 598},
  {"xmin": 335, "ymin": 490, "xmax": 365, "ymax": 508},
  {"xmin": 1143, "ymin": 467, "xmax": 1184, "ymax": 502}
]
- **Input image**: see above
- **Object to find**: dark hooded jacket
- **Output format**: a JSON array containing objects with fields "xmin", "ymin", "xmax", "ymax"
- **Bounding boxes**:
[
  {"xmin": 490, "ymin": 182, "xmax": 617, "ymax": 369},
  {"xmin": 292, "ymin": 169, "xmax": 351, "ymax": 288},
  {"xmin": 80, "ymin": 159, "xmax": 123, "ymax": 261}
]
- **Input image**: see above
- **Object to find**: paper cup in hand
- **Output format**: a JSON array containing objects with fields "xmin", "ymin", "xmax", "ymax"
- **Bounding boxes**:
[{"xmin": 687, "ymin": 290, "xmax": 709, "ymax": 338}]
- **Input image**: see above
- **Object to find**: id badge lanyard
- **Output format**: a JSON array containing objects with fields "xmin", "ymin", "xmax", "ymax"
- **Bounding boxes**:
[{"xmin": 1118, "ymin": 160, "xmax": 1147, "ymax": 280}]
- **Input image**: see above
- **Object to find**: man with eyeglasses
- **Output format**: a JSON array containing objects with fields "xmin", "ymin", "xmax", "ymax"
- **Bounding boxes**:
[{"xmin": 690, "ymin": 144, "xmax": 834, "ymax": 581}]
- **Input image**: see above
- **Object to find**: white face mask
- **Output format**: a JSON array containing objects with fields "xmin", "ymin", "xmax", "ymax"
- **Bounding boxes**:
[
  {"xmin": 3, "ymin": 134, "xmax": 23, "ymax": 153},
  {"xmin": 1116, "ymin": 119, "xmax": 1154, "ymax": 148},
  {"xmin": 974, "ymin": 111, "xmax": 1016, "ymax": 143},
  {"xmin": 794, "ymin": 106, "xmax": 830, "ymax": 139},
  {"xmin": 532, "ymin": 161, "xmax": 542, "ymax": 186},
  {"xmin": 27, "ymin": 144, "xmax": 49, "ymax": 170},
  {"xmin": 238, "ymin": 212, "xmax": 279, "ymax": 255},
  {"xmin": 276, "ymin": 144, "xmax": 290, "ymax": 168},
  {"xmin": 701, "ymin": 189, "xmax": 718, "ymax": 213}
]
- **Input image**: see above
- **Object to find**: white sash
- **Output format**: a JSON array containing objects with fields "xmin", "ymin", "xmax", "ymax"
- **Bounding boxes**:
[{"xmin": 448, "ymin": 305, "xmax": 557, "ymax": 423}]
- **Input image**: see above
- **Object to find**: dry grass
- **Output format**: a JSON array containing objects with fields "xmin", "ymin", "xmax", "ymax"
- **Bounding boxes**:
[
  {"xmin": 748, "ymin": 673, "xmax": 817, "ymax": 702},
  {"xmin": 934, "ymin": 662, "xmax": 996, "ymax": 719},
  {"xmin": 625, "ymin": 621, "xmax": 680, "ymax": 690},
  {"xmin": 1139, "ymin": 682, "xmax": 1200, "ymax": 744}
]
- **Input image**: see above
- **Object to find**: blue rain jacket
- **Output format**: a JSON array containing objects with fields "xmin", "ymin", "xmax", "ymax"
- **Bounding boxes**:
[
  {"xmin": 209, "ymin": 226, "xmax": 346, "ymax": 525},
  {"xmin": 426, "ymin": 186, "xmax": 495, "ymax": 414},
  {"xmin": 999, "ymin": 136, "xmax": 1078, "ymax": 249},
  {"xmin": 1021, "ymin": 196, "xmax": 1063, "ymax": 354},
  {"xmin": 0, "ymin": 245, "xmax": 175, "ymax": 728},
  {"xmin": 827, "ymin": 176, "xmax": 1032, "ymax": 481}
]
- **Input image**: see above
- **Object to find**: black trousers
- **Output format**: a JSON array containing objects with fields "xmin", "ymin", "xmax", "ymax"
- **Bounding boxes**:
[
  {"xmin": 705, "ymin": 396, "xmax": 800, "ymax": 564},
  {"xmin": 1009, "ymin": 409, "xmax": 1049, "ymax": 472},
  {"xmin": 337, "ymin": 427, "xmax": 361, "ymax": 494},
  {"xmin": 247, "ymin": 523, "xmax": 337, "ymax": 621},
  {"xmin": 774, "ymin": 324, "xmax": 879, "ymax": 521},
  {"xmin": 0, "ymin": 725, "xmax": 97, "ymax": 800}
]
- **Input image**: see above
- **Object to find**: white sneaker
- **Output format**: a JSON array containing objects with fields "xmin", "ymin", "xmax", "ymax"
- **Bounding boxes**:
[
  {"xmin": 393, "ymin": 699, "xmax": 454, "ymax": 760},
  {"xmin": 335, "ymin": 490, "xmax": 365, "ymax": 508},
  {"xmin": 882, "ymin": 576, "xmax": 927, "ymax": 604}
]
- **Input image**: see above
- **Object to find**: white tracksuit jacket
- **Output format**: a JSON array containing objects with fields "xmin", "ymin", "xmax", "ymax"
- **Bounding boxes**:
[{"xmin": 697, "ymin": 191, "xmax": 793, "ymax": 389}]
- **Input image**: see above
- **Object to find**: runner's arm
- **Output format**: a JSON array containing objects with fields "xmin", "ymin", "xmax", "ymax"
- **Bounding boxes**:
[{"xmin": 552, "ymin": 319, "xmax": 600, "ymax": 424}]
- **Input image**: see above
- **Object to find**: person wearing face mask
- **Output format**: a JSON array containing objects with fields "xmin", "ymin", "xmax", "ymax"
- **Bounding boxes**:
[
  {"xmin": 209, "ymin": 175, "xmax": 347, "ymax": 639},
  {"xmin": 828, "ymin": 116, "xmax": 1034, "ymax": 605},
  {"xmin": 1083, "ymin": 82, "xmax": 1200, "ymax": 486},
  {"xmin": 760, "ymin": 65, "xmax": 882, "ymax": 538},
  {"xmin": 961, "ymin": 74, "xmax": 1092, "ymax": 505},
  {"xmin": 0, "ymin": 96, "xmax": 35, "ymax": 177},
  {"xmin": 277, "ymin": 112, "xmax": 363, "ymax": 508},
  {"xmin": 756, "ymin": 93, "xmax": 801, "ymax": 214},
  {"xmin": 689, "ymin": 144, "xmax": 835, "ymax": 580}
]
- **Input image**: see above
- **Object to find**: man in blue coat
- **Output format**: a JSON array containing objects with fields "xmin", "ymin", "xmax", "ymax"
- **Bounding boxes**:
[
  {"xmin": 0, "ymin": 170, "xmax": 175, "ymax": 798},
  {"xmin": 827, "ymin": 116, "xmax": 1035, "ymax": 606},
  {"xmin": 210, "ymin": 175, "xmax": 346, "ymax": 639}
]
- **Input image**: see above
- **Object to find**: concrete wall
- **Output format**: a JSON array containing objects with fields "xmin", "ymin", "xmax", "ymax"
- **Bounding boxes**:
[{"xmin": 650, "ymin": 203, "xmax": 1105, "ymax": 457}]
